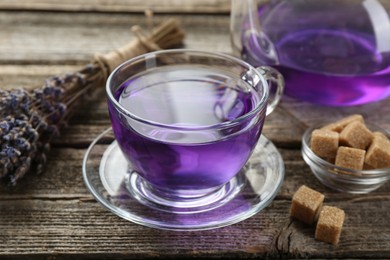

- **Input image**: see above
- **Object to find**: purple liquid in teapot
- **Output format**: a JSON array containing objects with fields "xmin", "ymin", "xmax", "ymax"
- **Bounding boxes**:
[
  {"xmin": 108, "ymin": 66, "xmax": 264, "ymax": 192},
  {"xmin": 241, "ymin": 1, "xmax": 390, "ymax": 106}
]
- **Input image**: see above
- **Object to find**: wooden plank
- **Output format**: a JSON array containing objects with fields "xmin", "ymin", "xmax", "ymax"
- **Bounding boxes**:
[
  {"xmin": 0, "ymin": 0, "xmax": 231, "ymax": 14},
  {"xmin": 1, "ymin": 147, "xmax": 389, "ymax": 200},
  {"xmin": 0, "ymin": 11, "xmax": 231, "ymax": 64},
  {"xmin": 0, "ymin": 198, "xmax": 389, "ymax": 258},
  {"xmin": 0, "ymin": 198, "xmax": 283, "ymax": 258}
]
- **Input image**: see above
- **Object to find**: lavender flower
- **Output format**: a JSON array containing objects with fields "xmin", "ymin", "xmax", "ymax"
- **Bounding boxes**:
[{"xmin": 0, "ymin": 72, "xmax": 93, "ymax": 185}]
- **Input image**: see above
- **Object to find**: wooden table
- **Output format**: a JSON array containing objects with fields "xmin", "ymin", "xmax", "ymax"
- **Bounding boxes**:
[{"xmin": 1, "ymin": 1, "xmax": 390, "ymax": 258}]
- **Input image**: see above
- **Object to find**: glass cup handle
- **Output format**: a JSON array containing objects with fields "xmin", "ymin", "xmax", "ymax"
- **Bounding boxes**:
[{"xmin": 256, "ymin": 66, "xmax": 284, "ymax": 116}]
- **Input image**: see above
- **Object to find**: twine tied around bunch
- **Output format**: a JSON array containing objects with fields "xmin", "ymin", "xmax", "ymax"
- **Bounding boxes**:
[{"xmin": 94, "ymin": 18, "xmax": 185, "ymax": 81}]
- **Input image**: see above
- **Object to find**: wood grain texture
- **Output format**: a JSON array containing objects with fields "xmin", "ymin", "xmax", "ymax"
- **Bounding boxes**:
[
  {"xmin": 1, "ymin": 4, "xmax": 390, "ymax": 259},
  {"xmin": 1, "ymin": 197, "xmax": 389, "ymax": 258},
  {"xmin": 0, "ymin": 12, "xmax": 231, "ymax": 64},
  {"xmin": 0, "ymin": 0, "xmax": 231, "ymax": 14}
]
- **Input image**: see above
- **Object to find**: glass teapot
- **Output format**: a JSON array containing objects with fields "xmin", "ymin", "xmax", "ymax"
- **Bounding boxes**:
[{"xmin": 231, "ymin": 0, "xmax": 390, "ymax": 106}]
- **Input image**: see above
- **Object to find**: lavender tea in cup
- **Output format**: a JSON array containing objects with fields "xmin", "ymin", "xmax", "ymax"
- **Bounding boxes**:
[{"xmin": 106, "ymin": 50, "xmax": 284, "ymax": 213}]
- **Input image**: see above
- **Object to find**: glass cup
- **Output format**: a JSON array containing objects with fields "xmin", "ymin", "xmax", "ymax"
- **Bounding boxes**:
[{"xmin": 106, "ymin": 49, "xmax": 284, "ymax": 222}]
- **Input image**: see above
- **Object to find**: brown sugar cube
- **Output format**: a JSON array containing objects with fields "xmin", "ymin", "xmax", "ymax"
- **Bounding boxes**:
[
  {"xmin": 339, "ymin": 121, "xmax": 373, "ymax": 149},
  {"xmin": 310, "ymin": 129, "xmax": 339, "ymax": 159},
  {"xmin": 335, "ymin": 146, "xmax": 366, "ymax": 170},
  {"xmin": 315, "ymin": 206, "xmax": 345, "ymax": 245},
  {"xmin": 365, "ymin": 132, "xmax": 390, "ymax": 169},
  {"xmin": 290, "ymin": 185, "xmax": 325, "ymax": 225},
  {"xmin": 321, "ymin": 114, "xmax": 364, "ymax": 132}
]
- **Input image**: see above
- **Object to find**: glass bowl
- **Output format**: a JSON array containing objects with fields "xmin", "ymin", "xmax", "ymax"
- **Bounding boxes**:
[{"xmin": 301, "ymin": 123, "xmax": 390, "ymax": 194}]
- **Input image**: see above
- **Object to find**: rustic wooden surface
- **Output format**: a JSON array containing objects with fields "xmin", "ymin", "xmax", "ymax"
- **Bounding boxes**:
[{"xmin": 1, "ymin": 1, "xmax": 390, "ymax": 259}]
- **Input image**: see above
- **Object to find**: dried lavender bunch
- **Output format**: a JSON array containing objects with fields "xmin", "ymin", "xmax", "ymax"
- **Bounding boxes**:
[
  {"xmin": 0, "ymin": 18, "xmax": 184, "ymax": 185},
  {"xmin": 0, "ymin": 71, "xmax": 93, "ymax": 185}
]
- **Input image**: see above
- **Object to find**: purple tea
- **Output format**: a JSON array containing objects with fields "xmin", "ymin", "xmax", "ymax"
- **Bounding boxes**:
[
  {"xmin": 240, "ymin": 1, "xmax": 390, "ymax": 106},
  {"xmin": 108, "ymin": 66, "xmax": 265, "ymax": 193}
]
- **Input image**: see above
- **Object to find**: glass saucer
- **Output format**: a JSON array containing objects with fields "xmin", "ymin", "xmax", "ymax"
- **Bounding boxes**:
[{"xmin": 82, "ymin": 128, "xmax": 285, "ymax": 231}]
